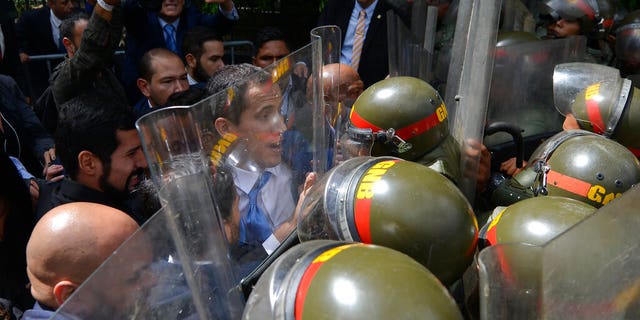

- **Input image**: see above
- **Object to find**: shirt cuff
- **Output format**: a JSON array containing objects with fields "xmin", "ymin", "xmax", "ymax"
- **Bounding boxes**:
[
  {"xmin": 262, "ymin": 234, "xmax": 280, "ymax": 255},
  {"xmin": 219, "ymin": 3, "xmax": 239, "ymax": 21}
]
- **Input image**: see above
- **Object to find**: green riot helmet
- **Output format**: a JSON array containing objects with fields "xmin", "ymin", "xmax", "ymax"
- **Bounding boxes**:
[
  {"xmin": 242, "ymin": 240, "xmax": 464, "ymax": 320},
  {"xmin": 615, "ymin": 10, "xmax": 640, "ymax": 76},
  {"xmin": 297, "ymin": 157, "xmax": 478, "ymax": 286},
  {"xmin": 527, "ymin": 130, "xmax": 640, "ymax": 208},
  {"xmin": 480, "ymin": 196, "xmax": 596, "ymax": 247},
  {"xmin": 539, "ymin": 0, "xmax": 615, "ymax": 39},
  {"xmin": 346, "ymin": 76, "xmax": 450, "ymax": 161},
  {"xmin": 553, "ymin": 62, "xmax": 640, "ymax": 156}
]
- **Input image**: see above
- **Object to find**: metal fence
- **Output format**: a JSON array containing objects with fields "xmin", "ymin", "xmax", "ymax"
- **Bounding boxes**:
[{"xmin": 21, "ymin": 40, "xmax": 254, "ymax": 98}]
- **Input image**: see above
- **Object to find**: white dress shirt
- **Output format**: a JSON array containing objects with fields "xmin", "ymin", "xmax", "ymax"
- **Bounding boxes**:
[{"xmin": 233, "ymin": 162, "xmax": 296, "ymax": 254}]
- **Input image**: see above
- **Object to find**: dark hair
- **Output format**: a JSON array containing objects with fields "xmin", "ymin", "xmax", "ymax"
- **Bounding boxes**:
[
  {"xmin": 182, "ymin": 26, "xmax": 223, "ymax": 61},
  {"xmin": 165, "ymin": 86, "xmax": 206, "ymax": 106},
  {"xmin": 138, "ymin": 48, "xmax": 182, "ymax": 81},
  {"xmin": 253, "ymin": 26, "xmax": 291, "ymax": 57},
  {"xmin": 213, "ymin": 164, "xmax": 236, "ymax": 220},
  {"xmin": 55, "ymin": 92, "xmax": 136, "ymax": 180},
  {"xmin": 59, "ymin": 12, "xmax": 89, "ymax": 43},
  {"xmin": 205, "ymin": 63, "xmax": 269, "ymax": 124}
]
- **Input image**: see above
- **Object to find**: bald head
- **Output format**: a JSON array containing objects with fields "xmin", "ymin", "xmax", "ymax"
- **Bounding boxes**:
[{"xmin": 26, "ymin": 202, "xmax": 139, "ymax": 308}]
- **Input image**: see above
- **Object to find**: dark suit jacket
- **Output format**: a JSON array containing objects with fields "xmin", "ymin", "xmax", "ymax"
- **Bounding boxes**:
[
  {"xmin": 122, "ymin": 1, "xmax": 236, "ymax": 103},
  {"xmin": 318, "ymin": 0, "xmax": 393, "ymax": 88},
  {"xmin": 15, "ymin": 7, "xmax": 62, "ymax": 56},
  {"xmin": 15, "ymin": 7, "xmax": 66, "ymax": 98}
]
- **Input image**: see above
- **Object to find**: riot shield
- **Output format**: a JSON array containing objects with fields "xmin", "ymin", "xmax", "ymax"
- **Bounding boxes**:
[
  {"xmin": 540, "ymin": 184, "xmax": 640, "ymax": 319},
  {"xmin": 386, "ymin": 0, "xmax": 435, "ymax": 82},
  {"xmin": 500, "ymin": 0, "xmax": 536, "ymax": 33},
  {"xmin": 479, "ymin": 185, "xmax": 640, "ymax": 319},
  {"xmin": 445, "ymin": 0, "xmax": 501, "ymax": 200},
  {"xmin": 485, "ymin": 37, "xmax": 587, "ymax": 148},
  {"xmin": 53, "ymin": 187, "xmax": 244, "ymax": 319},
  {"xmin": 553, "ymin": 62, "xmax": 632, "ymax": 138},
  {"xmin": 137, "ymin": 24, "xmax": 335, "ymax": 279}
]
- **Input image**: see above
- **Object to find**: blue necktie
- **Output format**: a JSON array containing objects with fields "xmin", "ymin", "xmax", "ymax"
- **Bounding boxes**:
[
  {"xmin": 164, "ymin": 24, "xmax": 177, "ymax": 53},
  {"xmin": 239, "ymin": 171, "xmax": 273, "ymax": 246}
]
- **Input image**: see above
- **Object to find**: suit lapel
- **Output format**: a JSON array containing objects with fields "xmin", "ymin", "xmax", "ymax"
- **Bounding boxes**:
[
  {"xmin": 339, "ymin": 0, "xmax": 356, "ymax": 40},
  {"xmin": 362, "ymin": 1, "xmax": 387, "ymax": 53}
]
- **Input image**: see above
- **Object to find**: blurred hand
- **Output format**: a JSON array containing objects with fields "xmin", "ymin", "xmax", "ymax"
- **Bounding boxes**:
[
  {"xmin": 19, "ymin": 53, "xmax": 30, "ymax": 63},
  {"xmin": 293, "ymin": 63, "xmax": 309, "ymax": 78},
  {"xmin": 28, "ymin": 179, "xmax": 39, "ymax": 211},
  {"xmin": 275, "ymin": 172, "xmax": 317, "ymax": 242},
  {"xmin": 43, "ymin": 147, "xmax": 56, "ymax": 168},
  {"xmin": 499, "ymin": 157, "xmax": 527, "ymax": 177},
  {"xmin": 44, "ymin": 164, "xmax": 65, "ymax": 182},
  {"xmin": 463, "ymin": 139, "xmax": 491, "ymax": 193}
]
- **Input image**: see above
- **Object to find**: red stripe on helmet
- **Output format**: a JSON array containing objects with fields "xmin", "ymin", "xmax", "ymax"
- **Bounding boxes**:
[
  {"xmin": 575, "ymin": 0, "xmax": 596, "ymax": 20},
  {"xmin": 354, "ymin": 198, "xmax": 372, "ymax": 243},
  {"xmin": 350, "ymin": 110, "xmax": 442, "ymax": 141},
  {"xmin": 350, "ymin": 109, "xmax": 383, "ymax": 132},
  {"xmin": 547, "ymin": 170, "xmax": 592, "ymax": 197},
  {"xmin": 585, "ymin": 94, "xmax": 606, "ymax": 135},
  {"xmin": 295, "ymin": 260, "xmax": 322, "ymax": 320}
]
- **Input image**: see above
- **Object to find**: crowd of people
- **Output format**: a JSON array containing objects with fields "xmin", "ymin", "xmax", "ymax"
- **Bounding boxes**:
[{"xmin": 1, "ymin": 0, "xmax": 640, "ymax": 318}]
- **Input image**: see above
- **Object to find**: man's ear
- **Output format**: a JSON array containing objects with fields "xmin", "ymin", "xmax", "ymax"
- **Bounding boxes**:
[
  {"xmin": 214, "ymin": 117, "xmax": 233, "ymax": 137},
  {"xmin": 185, "ymin": 53, "xmax": 197, "ymax": 69},
  {"xmin": 62, "ymin": 37, "xmax": 75, "ymax": 56},
  {"xmin": 137, "ymin": 78, "xmax": 151, "ymax": 98},
  {"xmin": 77, "ymin": 150, "xmax": 99, "ymax": 176},
  {"xmin": 53, "ymin": 280, "xmax": 79, "ymax": 307}
]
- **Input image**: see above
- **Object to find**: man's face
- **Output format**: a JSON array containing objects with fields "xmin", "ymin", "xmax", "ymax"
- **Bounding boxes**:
[
  {"xmin": 48, "ymin": 0, "xmax": 75, "ymax": 19},
  {"xmin": 193, "ymin": 40, "xmax": 225, "ymax": 83},
  {"xmin": 229, "ymin": 82, "xmax": 285, "ymax": 169},
  {"xmin": 253, "ymin": 40, "xmax": 290, "ymax": 68},
  {"xmin": 158, "ymin": 0, "xmax": 184, "ymax": 22},
  {"xmin": 547, "ymin": 19, "xmax": 581, "ymax": 38},
  {"xmin": 98, "ymin": 130, "xmax": 147, "ymax": 199},
  {"xmin": 357, "ymin": 0, "xmax": 376, "ymax": 8},
  {"xmin": 142, "ymin": 56, "xmax": 189, "ymax": 107}
]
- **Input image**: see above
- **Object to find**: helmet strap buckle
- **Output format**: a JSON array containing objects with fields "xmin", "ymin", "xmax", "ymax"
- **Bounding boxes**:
[
  {"xmin": 531, "ymin": 160, "xmax": 550, "ymax": 196},
  {"xmin": 379, "ymin": 128, "xmax": 413, "ymax": 154}
]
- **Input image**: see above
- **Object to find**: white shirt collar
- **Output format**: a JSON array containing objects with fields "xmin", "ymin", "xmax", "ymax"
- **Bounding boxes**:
[
  {"xmin": 187, "ymin": 72, "xmax": 198, "ymax": 85},
  {"xmin": 233, "ymin": 163, "xmax": 287, "ymax": 195},
  {"xmin": 158, "ymin": 17, "xmax": 180, "ymax": 29},
  {"xmin": 50, "ymin": 9, "xmax": 63, "ymax": 47}
]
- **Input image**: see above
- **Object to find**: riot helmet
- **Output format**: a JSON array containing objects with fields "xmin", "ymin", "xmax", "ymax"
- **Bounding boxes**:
[
  {"xmin": 539, "ymin": 0, "xmax": 615, "ymax": 39},
  {"xmin": 296, "ymin": 156, "xmax": 478, "ymax": 286},
  {"xmin": 480, "ymin": 196, "xmax": 596, "ymax": 247},
  {"xmin": 553, "ymin": 62, "xmax": 640, "ymax": 156},
  {"xmin": 526, "ymin": 130, "xmax": 640, "ymax": 208},
  {"xmin": 615, "ymin": 10, "xmax": 640, "ymax": 76},
  {"xmin": 345, "ymin": 77, "xmax": 450, "ymax": 161},
  {"xmin": 242, "ymin": 240, "xmax": 464, "ymax": 320}
]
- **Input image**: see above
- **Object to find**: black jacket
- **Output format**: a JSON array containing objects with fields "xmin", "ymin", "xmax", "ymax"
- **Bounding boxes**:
[{"xmin": 318, "ymin": 0, "xmax": 397, "ymax": 88}]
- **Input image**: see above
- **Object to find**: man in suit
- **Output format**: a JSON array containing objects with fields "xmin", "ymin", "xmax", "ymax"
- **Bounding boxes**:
[
  {"xmin": 122, "ymin": 0, "xmax": 238, "ymax": 104},
  {"xmin": 318, "ymin": 0, "xmax": 402, "ymax": 88},
  {"xmin": 15, "ymin": 0, "xmax": 77, "ymax": 99}
]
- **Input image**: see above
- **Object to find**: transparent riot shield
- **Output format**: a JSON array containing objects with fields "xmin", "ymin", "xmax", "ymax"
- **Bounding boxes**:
[
  {"xmin": 540, "ymin": 184, "xmax": 640, "ymax": 319},
  {"xmin": 477, "ymin": 243, "xmax": 543, "ymax": 319},
  {"xmin": 500, "ymin": 0, "xmax": 536, "ymax": 33},
  {"xmin": 485, "ymin": 37, "xmax": 587, "ymax": 148},
  {"xmin": 53, "ymin": 192, "xmax": 244, "ymax": 319},
  {"xmin": 479, "ymin": 185, "xmax": 640, "ymax": 319},
  {"xmin": 445, "ymin": 0, "xmax": 501, "ymax": 200},
  {"xmin": 137, "ymin": 23, "xmax": 334, "ymax": 284},
  {"xmin": 553, "ymin": 62, "xmax": 632, "ymax": 137},
  {"xmin": 386, "ymin": 0, "xmax": 435, "ymax": 82}
]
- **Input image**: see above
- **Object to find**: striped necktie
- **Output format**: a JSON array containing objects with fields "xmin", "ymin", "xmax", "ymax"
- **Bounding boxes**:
[
  {"xmin": 351, "ymin": 9, "xmax": 367, "ymax": 70},
  {"xmin": 164, "ymin": 24, "xmax": 177, "ymax": 53},
  {"xmin": 239, "ymin": 171, "xmax": 273, "ymax": 246}
]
